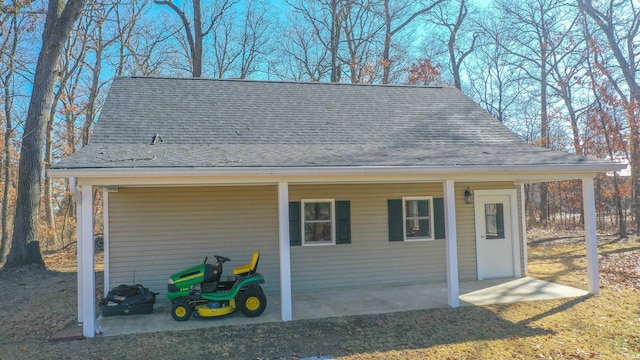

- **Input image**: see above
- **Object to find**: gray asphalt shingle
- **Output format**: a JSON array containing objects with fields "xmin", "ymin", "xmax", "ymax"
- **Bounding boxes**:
[{"xmin": 53, "ymin": 76, "xmax": 608, "ymax": 169}]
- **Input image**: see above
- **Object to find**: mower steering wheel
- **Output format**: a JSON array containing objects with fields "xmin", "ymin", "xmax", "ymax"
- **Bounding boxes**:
[{"xmin": 215, "ymin": 255, "xmax": 231, "ymax": 263}]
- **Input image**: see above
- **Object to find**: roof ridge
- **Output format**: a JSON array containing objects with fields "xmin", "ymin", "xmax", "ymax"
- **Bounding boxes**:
[{"xmin": 115, "ymin": 75, "xmax": 448, "ymax": 89}]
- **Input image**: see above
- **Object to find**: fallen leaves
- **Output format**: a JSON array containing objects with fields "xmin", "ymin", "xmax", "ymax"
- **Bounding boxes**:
[{"xmin": 599, "ymin": 249, "xmax": 640, "ymax": 291}]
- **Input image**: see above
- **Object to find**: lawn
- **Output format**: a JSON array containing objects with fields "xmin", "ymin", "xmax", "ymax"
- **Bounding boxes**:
[{"xmin": 0, "ymin": 232, "xmax": 639, "ymax": 359}]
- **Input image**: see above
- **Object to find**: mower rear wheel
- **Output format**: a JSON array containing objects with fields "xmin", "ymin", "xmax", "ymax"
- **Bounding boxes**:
[
  {"xmin": 171, "ymin": 299, "xmax": 192, "ymax": 321},
  {"xmin": 238, "ymin": 287, "xmax": 266, "ymax": 317}
]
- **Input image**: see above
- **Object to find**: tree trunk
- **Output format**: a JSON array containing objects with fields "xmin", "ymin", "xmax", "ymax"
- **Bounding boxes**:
[
  {"xmin": 0, "ymin": 118, "xmax": 11, "ymax": 262},
  {"xmin": 154, "ymin": 0, "xmax": 220, "ymax": 78},
  {"xmin": 43, "ymin": 80, "xmax": 64, "ymax": 249},
  {"xmin": 612, "ymin": 173, "xmax": 626, "ymax": 236},
  {"xmin": 381, "ymin": 0, "xmax": 391, "ymax": 84},
  {"xmin": 0, "ymin": 17, "xmax": 18, "ymax": 262},
  {"xmin": 192, "ymin": 0, "xmax": 203, "ymax": 77},
  {"xmin": 44, "ymin": 110, "xmax": 57, "ymax": 248},
  {"xmin": 82, "ymin": 45, "xmax": 102, "ymax": 146},
  {"xmin": 629, "ymin": 108, "xmax": 640, "ymax": 233},
  {"xmin": 449, "ymin": 38, "xmax": 462, "ymax": 90},
  {"xmin": 330, "ymin": 0, "xmax": 341, "ymax": 83},
  {"xmin": 3, "ymin": 0, "xmax": 86, "ymax": 269},
  {"xmin": 447, "ymin": 0, "xmax": 469, "ymax": 91},
  {"xmin": 525, "ymin": 184, "xmax": 535, "ymax": 224},
  {"xmin": 631, "ymin": 139, "xmax": 640, "ymax": 233},
  {"xmin": 59, "ymin": 191, "xmax": 73, "ymax": 246},
  {"xmin": 381, "ymin": 0, "xmax": 446, "ymax": 84},
  {"xmin": 538, "ymin": 10, "xmax": 549, "ymax": 224},
  {"xmin": 539, "ymin": 182, "xmax": 548, "ymax": 223}
]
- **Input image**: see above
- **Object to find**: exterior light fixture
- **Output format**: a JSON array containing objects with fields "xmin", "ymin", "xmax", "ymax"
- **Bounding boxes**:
[{"xmin": 464, "ymin": 187, "xmax": 473, "ymax": 204}]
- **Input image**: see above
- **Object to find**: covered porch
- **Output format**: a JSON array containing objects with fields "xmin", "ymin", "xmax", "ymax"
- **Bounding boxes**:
[
  {"xmin": 65, "ymin": 175, "xmax": 599, "ymax": 337},
  {"xmin": 96, "ymin": 277, "xmax": 588, "ymax": 336}
]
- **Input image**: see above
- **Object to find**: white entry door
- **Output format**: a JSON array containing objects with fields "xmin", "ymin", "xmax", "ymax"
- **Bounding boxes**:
[{"xmin": 474, "ymin": 190, "xmax": 521, "ymax": 279}]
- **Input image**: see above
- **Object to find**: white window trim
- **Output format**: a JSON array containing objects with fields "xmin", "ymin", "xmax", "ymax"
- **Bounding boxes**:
[
  {"xmin": 301, "ymin": 199, "xmax": 336, "ymax": 246},
  {"xmin": 402, "ymin": 196, "xmax": 435, "ymax": 242}
]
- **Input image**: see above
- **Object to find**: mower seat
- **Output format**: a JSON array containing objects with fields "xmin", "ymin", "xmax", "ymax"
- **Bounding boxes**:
[{"xmin": 233, "ymin": 251, "xmax": 260, "ymax": 276}]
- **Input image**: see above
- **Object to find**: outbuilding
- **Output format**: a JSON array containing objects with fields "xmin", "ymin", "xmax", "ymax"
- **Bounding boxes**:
[{"xmin": 49, "ymin": 77, "xmax": 624, "ymax": 337}]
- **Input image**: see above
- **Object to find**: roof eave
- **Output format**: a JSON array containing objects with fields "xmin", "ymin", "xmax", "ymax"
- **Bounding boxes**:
[{"xmin": 48, "ymin": 163, "xmax": 625, "ymax": 180}]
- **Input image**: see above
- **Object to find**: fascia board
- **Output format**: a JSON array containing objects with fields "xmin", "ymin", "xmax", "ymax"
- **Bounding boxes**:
[
  {"xmin": 48, "ymin": 163, "xmax": 625, "ymax": 179},
  {"xmin": 47, "ymin": 164, "xmax": 623, "ymax": 187}
]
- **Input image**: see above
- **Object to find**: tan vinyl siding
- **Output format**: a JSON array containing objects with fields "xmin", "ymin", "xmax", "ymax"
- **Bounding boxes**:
[
  {"xmin": 107, "ymin": 181, "xmax": 525, "ymax": 299},
  {"xmin": 289, "ymin": 183, "xmax": 447, "ymax": 292},
  {"xmin": 108, "ymin": 186, "xmax": 280, "ymax": 300},
  {"xmin": 452, "ymin": 182, "xmax": 478, "ymax": 280}
]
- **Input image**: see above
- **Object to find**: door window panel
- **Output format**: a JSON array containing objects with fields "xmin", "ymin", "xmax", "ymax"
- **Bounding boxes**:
[{"xmin": 484, "ymin": 203, "xmax": 505, "ymax": 239}]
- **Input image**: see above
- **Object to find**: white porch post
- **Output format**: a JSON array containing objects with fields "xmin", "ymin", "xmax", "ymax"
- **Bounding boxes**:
[
  {"xmin": 74, "ymin": 179, "xmax": 83, "ymax": 325},
  {"xmin": 582, "ymin": 178, "xmax": 600, "ymax": 295},
  {"xmin": 103, "ymin": 190, "xmax": 110, "ymax": 295},
  {"xmin": 444, "ymin": 180, "xmax": 459, "ymax": 307},
  {"xmin": 278, "ymin": 182, "xmax": 293, "ymax": 321},
  {"xmin": 80, "ymin": 185, "xmax": 96, "ymax": 337},
  {"xmin": 520, "ymin": 184, "xmax": 528, "ymax": 275}
]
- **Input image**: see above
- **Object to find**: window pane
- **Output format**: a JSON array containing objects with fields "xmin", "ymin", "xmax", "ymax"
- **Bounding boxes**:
[
  {"xmin": 406, "ymin": 219, "xmax": 431, "ymax": 238},
  {"xmin": 405, "ymin": 200, "xmax": 429, "ymax": 217},
  {"xmin": 305, "ymin": 223, "xmax": 332, "ymax": 243},
  {"xmin": 419, "ymin": 219, "xmax": 431, "ymax": 237},
  {"xmin": 418, "ymin": 201, "xmax": 429, "ymax": 217},
  {"xmin": 485, "ymin": 203, "xmax": 505, "ymax": 239},
  {"xmin": 305, "ymin": 202, "xmax": 331, "ymax": 221},
  {"xmin": 406, "ymin": 219, "xmax": 418, "ymax": 237}
]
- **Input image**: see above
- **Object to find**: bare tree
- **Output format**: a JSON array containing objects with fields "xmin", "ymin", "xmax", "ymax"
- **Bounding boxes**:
[
  {"xmin": 466, "ymin": 14, "xmax": 526, "ymax": 124},
  {"xmin": 123, "ymin": 15, "xmax": 178, "ymax": 76},
  {"xmin": 578, "ymin": 0, "xmax": 640, "ymax": 233},
  {"xmin": 210, "ymin": 0, "xmax": 274, "ymax": 79},
  {"xmin": 584, "ymin": 20, "xmax": 627, "ymax": 236},
  {"xmin": 547, "ymin": 16, "xmax": 587, "ymax": 155},
  {"xmin": 286, "ymin": 0, "xmax": 350, "ymax": 82},
  {"xmin": 0, "ymin": 12, "xmax": 21, "ymax": 261},
  {"xmin": 237, "ymin": 1, "xmax": 273, "ymax": 79},
  {"xmin": 380, "ymin": 0, "xmax": 446, "ymax": 84},
  {"xmin": 82, "ymin": 3, "xmax": 123, "ymax": 146},
  {"xmin": 431, "ymin": 0, "xmax": 478, "ymax": 90},
  {"xmin": 154, "ymin": 0, "xmax": 236, "ymax": 77},
  {"xmin": 339, "ymin": 0, "xmax": 384, "ymax": 83},
  {"xmin": 43, "ymin": 14, "xmax": 90, "ymax": 248},
  {"xmin": 112, "ymin": 0, "xmax": 152, "ymax": 76},
  {"xmin": 211, "ymin": 11, "xmax": 237, "ymax": 77},
  {"xmin": 493, "ymin": 0, "xmax": 577, "ymax": 223},
  {"xmin": 3, "ymin": 0, "xmax": 86, "ymax": 268},
  {"xmin": 276, "ymin": 13, "xmax": 331, "ymax": 81}
]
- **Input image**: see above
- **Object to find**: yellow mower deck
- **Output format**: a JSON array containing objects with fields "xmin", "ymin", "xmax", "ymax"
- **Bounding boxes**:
[{"xmin": 195, "ymin": 299, "xmax": 236, "ymax": 317}]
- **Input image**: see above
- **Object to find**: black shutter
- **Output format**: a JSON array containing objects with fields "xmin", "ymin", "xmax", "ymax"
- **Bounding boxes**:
[
  {"xmin": 388, "ymin": 199, "xmax": 403, "ymax": 242},
  {"xmin": 434, "ymin": 197, "xmax": 446, "ymax": 239},
  {"xmin": 335, "ymin": 201, "xmax": 351, "ymax": 244},
  {"xmin": 289, "ymin": 202, "xmax": 301, "ymax": 246}
]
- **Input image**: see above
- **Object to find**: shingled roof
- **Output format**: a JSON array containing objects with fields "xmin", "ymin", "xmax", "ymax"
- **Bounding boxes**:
[{"xmin": 53, "ymin": 76, "xmax": 612, "ymax": 170}]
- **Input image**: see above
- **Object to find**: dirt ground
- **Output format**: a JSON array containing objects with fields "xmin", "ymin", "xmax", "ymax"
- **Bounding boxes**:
[{"xmin": 0, "ymin": 232, "xmax": 639, "ymax": 359}]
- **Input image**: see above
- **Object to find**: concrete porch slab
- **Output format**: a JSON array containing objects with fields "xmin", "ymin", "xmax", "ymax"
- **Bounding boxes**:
[
  {"xmin": 96, "ymin": 277, "xmax": 588, "ymax": 337},
  {"xmin": 459, "ymin": 277, "xmax": 588, "ymax": 306}
]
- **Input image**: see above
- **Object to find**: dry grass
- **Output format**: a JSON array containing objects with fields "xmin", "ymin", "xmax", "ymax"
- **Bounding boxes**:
[{"xmin": 0, "ymin": 233, "xmax": 639, "ymax": 359}]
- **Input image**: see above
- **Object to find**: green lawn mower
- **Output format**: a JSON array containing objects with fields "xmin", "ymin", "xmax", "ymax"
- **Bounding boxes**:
[{"xmin": 167, "ymin": 251, "xmax": 267, "ymax": 321}]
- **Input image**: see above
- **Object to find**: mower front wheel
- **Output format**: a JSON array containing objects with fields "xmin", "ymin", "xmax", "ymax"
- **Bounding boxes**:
[
  {"xmin": 238, "ymin": 287, "xmax": 267, "ymax": 317},
  {"xmin": 171, "ymin": 299, "xmax": 192, "ymax": 321}
]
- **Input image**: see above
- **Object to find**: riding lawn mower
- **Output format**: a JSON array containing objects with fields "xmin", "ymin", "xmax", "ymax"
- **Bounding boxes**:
[{"xmin": 166, "ymin": 251, "xmax": 266, "ymax": 321}]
